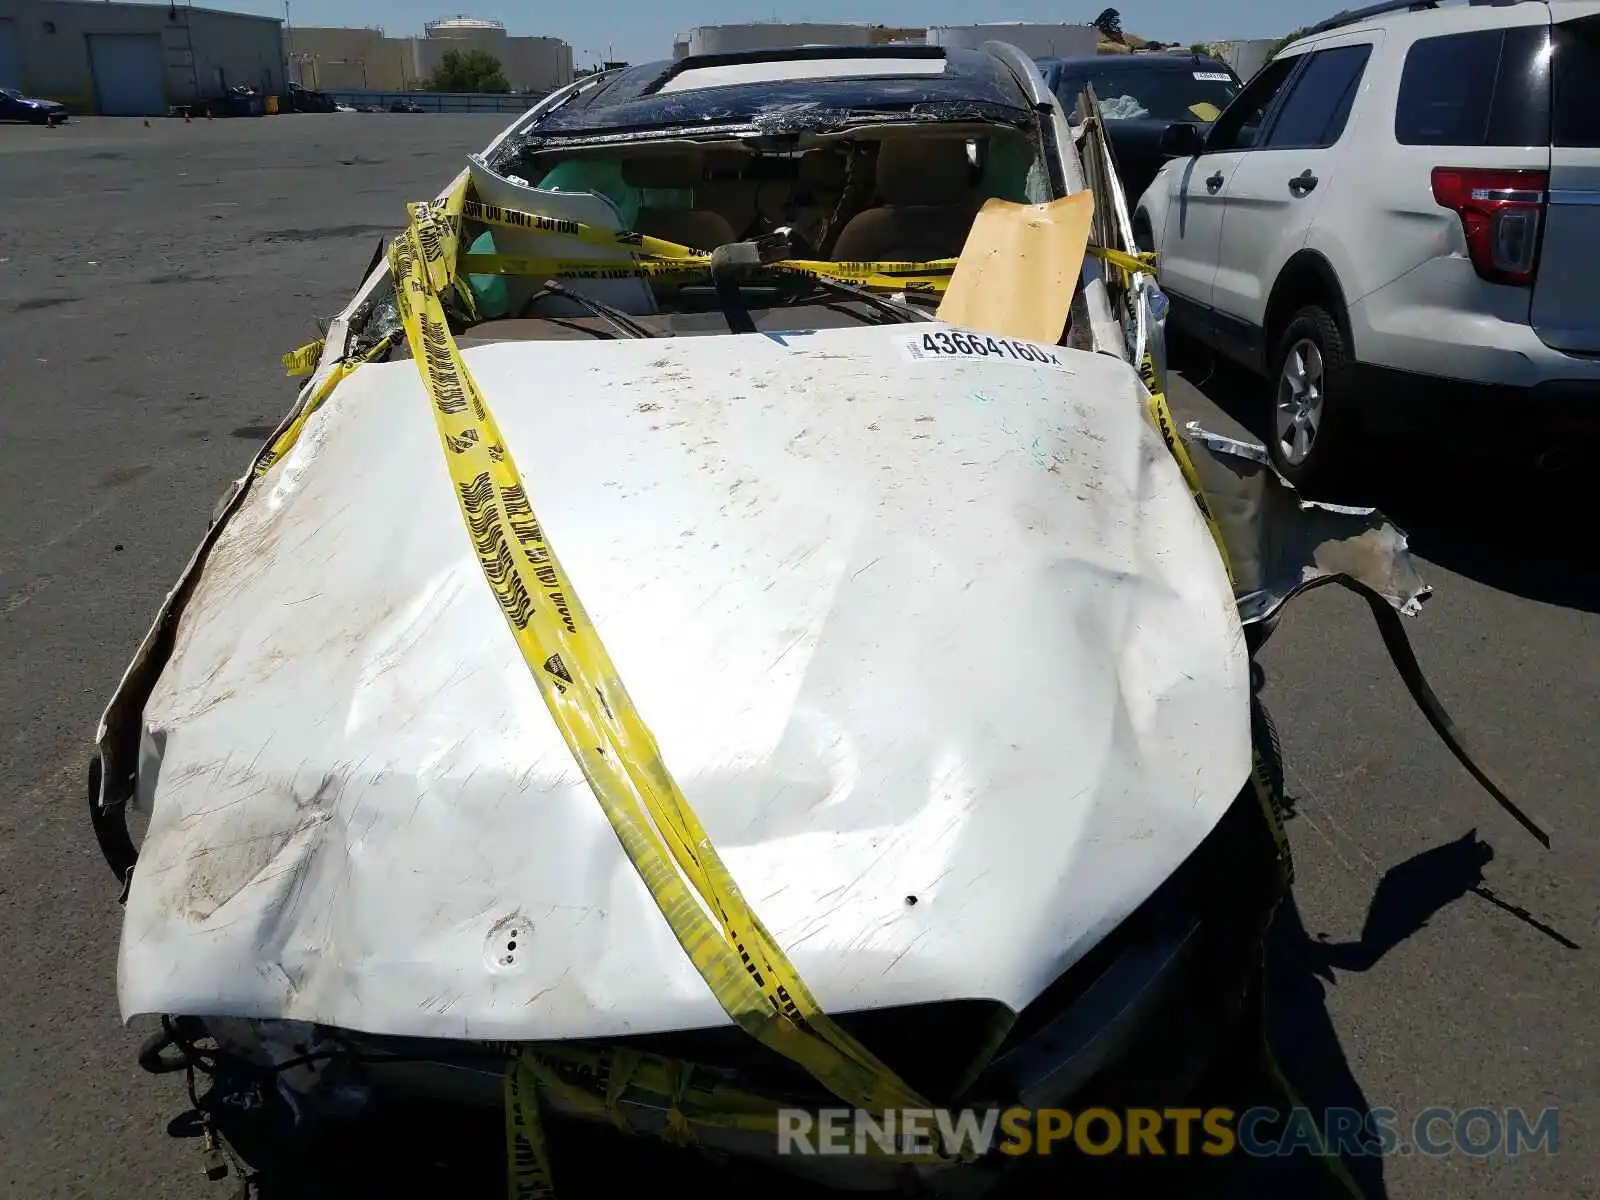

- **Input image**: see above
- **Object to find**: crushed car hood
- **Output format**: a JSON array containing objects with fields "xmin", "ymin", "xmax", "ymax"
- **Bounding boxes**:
[{"xmin": 117, "ymin": 323, "xmax": 1249, "ymax": 1042}]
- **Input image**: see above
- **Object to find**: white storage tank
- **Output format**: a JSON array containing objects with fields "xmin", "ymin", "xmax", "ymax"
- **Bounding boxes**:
[
  {"xmin": 1212, "ymin": 38, "xmax": 1278, "ymax": 82},
  {"xmin": 928, "ymin": 23, "xmax": 1099, "ymax": 60},
  {"xmin": 424, "ymin": 16, "xmax": 507, "ymax": 41},
  {"xmin": 503, "ymin": 35, "xmax": 573, "ymax": 92},
  {"xmin": 687, "ymin": 23, "xmax": 873, "ymax": 56},
  {"xmin": 412, "ymin": 15, "xmax": 510, "ymax": 84}
]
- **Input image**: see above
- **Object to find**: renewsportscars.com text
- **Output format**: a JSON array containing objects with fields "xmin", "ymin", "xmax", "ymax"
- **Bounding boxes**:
[{"xmin": 776, "ymin": 1106, "xmax": 1559, "ymax": 1159}]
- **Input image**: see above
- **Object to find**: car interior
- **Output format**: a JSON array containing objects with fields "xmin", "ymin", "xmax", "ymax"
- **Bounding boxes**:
[{"xmin": 444, "ymin": 126, "xmax": 1046, "ymax": 334}]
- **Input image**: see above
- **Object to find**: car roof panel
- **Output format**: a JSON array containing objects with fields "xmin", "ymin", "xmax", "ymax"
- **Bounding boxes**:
[{"xmin": 527, "ymin": 45, "xmax": 1034, "ymax": 137}]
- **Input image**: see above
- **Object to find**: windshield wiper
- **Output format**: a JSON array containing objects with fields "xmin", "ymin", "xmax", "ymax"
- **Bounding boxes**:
[
  {"xmin": 528, "ymin": 279, "xmax": 656, "ymax": 339},
  {"xmin": 801, "ymin": 272, "xmax": 932, "ymax": 324}
]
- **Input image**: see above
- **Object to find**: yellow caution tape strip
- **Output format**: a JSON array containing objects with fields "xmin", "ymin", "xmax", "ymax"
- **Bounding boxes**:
[
  {"xmin": 1136, "ymin": 347, "xmax": 1234, "ymax": 588},
  {"xmin": 1087, "ymin": 244, "xmax": 1158, "ymax": 277},
  {"xmin": 505, "ymin": 1056, "xmax": 554, "ymax": 1200},
  {"xmin": 460, "ymin": 251, "xmax": 955, "ymax": 294},
  {"xmin": 414, "ymin": 173, "xmax": 480, "ymax": 322},
  {"xmin": 463, "ymin": 198, "xmax": 711, "ymax": 262},
  {"xmin": 1133, "ymin": 273, "xmax": 1351, "ymax": 1197},
  {"xmin": 1263, "ymin": 1042, "xmax": 1368, "ymax": 1200},
  {"xmin": 456, "ymin": 197, "xmax": 956, "ymax": 292},
  {"xmin": 513, "ymin": 1044, "xmax": 948, "ymax": 1156},
  {"xmin": 255, "ymin": 335, "xmax": 394, "ymax": 477},
  {"xmin": 282, "ymin": 339, "xmax": 325, "ymax": 378},
  {"xmin": 388, "ymin": 181, "xmax": 939, "ymax": 1196}
]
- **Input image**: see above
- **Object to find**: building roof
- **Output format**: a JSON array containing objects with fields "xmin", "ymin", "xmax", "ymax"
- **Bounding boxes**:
[
  {"xmin": 426, "ymin": 16, "xmax": 504, "ymax": 30},
  {"xmin": 40, "ymin": 0, "xmax": 283, "ymax": 25}
]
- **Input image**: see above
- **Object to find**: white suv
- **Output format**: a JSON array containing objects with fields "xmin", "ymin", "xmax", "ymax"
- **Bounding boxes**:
[{"xmin": 1133, "ymin": 0, "xmax": 1600, "ymax": 488}]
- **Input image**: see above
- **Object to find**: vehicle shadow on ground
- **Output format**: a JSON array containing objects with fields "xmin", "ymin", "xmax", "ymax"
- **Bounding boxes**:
[
  {"xmin": 1191, "ymin": 825, "xmax": 1511, "ymax": 1200},
  {"xmin": 1175, "ymin": 352, "xmax": 1600, "ymax": 615}
]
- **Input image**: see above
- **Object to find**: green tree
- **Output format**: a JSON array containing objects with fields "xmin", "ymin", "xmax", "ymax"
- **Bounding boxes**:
[
  {"xmin": 424, "ymin": 48, "xmax": 511, "ymax": 94},
  {"xmin": 1270, "ymin": 28, "xmax": 1310, "ymax": 56},
  {"xmin": 1092, "ymin": 8, "xmax": 1125, "ymax": 43},
  {"xmin": 1190, "ymin": 43, "xmax": 1212, "ymax": 54}
]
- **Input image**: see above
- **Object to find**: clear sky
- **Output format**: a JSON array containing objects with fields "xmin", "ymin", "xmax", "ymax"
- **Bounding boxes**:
[{"xmin": 220, "ymin": 2, "xmax": 1333, "ymax": 66}]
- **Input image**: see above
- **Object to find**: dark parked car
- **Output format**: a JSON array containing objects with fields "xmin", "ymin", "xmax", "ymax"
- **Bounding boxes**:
[
  {"xmin": 390, "ymin": 98, "xmax": 425, "ymax": 113},
  {"xmin": 1038, "ymin": 53, "xmax": 1242, "ymax": 203},
  {"xmin": 288, "ymin": 82, "xmax": 336, "ymax": 113},
  {"xmin": 0, "ymin": 86, "xmax": 67, "ymax": 125}
]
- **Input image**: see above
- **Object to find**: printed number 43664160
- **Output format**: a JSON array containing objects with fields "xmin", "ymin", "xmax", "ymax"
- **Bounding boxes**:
[{"xmin": 919, "ymin": 330, "xmax": 1063, "ymax": 365}]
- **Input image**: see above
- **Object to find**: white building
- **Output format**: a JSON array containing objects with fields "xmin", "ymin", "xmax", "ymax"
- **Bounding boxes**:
[
  {"xmin": 684, "ymin": 23, "xmax": 876, "ymax": 56},
  {"xmin": 927, "ymin": 23, "xmax": 1099, "ymax": 59},
  {"xmin": 0, "ymin": 0, "xmax": 284, "ymax": 113},
  {"xmin": 288, "ymin": 15, "xmax": 572, "ymax": 94}
]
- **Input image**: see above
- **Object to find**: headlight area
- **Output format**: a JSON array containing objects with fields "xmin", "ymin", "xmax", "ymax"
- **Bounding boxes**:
[
  {"xmin": 971, "ymin": 782, "xmax": 1285, "ymax": 1117},
  {"xmin": 153, "ymin": 783, "xmax": 1283, "ymax": 1194}
]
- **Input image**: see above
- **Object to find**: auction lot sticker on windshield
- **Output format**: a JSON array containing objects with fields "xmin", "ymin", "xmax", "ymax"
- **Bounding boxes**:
[
  {"xmin": 899, "ymin": 328, "xmax": 1073, "ymax": 372},
  {"xmin": 1194, "ymin": 71, "xmax": 1233, "ymax": 81}
]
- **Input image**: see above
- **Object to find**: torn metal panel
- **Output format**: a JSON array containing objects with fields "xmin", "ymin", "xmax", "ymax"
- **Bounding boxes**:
[{"xmin": 1179, "ymin": 421, "xmax": 1432, "ymax": 625}]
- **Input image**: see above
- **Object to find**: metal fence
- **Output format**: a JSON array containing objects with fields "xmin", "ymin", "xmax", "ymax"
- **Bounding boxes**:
[{"xmin": 319, "ymin": 90, "xmax": 549, "ymax": 114}]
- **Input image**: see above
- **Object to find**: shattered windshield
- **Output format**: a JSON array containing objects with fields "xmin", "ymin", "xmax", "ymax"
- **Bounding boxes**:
[{"xmin": 1057, "ymin": 67, "xmax": 1241, "ymax": 123}]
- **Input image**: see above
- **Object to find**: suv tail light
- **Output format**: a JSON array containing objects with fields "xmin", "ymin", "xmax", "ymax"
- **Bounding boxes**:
[{"xmin": 1430, "ymin": 168, "xmax": 1548, "ymax": 287}]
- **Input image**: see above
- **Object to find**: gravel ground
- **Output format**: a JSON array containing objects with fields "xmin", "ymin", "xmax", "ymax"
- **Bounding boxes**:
[{"xmin": 0, "ymin": 114, "xmax": 1593, "ymax": 1200}]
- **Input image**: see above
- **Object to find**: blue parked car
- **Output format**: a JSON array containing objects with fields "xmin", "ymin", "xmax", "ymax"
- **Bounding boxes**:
[{"xmin": 0, "ymin": 86, "xmax": 68, "ymax": 125}]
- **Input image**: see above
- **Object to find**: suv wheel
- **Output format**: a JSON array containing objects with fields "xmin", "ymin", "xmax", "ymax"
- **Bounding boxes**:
[{"xmin": 1268, "ymin": 304, "xmax": 1352, "ymax": 493}]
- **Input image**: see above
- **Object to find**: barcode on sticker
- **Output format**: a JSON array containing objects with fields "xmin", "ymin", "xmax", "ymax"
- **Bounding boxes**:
[
  {"xmin": 901, "ymin": 329, "xmax": 1072, "ymax": 371},
  {"xmin": 1194, "ymin": 71, "xmax": 1232, "ymax": 82}
]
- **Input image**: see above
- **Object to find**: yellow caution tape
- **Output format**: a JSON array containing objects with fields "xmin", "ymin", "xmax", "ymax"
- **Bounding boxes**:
[
  {"xmin": 457, "ymin": 197, "xmax": 956, "ymax": 291},
  {"xmin": 1263, "ymin": 1041, "xmax": 1368, "ymax": 1200},
  {"xmin": 1137, "ymin": 348, "xmax": 1233, "ymax": 589},
  {"xmin": 388, "ymin": 181, "xmax": 940, "ymax": 1196},
  {"xmin": 1087, "ymin": 244, "xmax": 1158, "ymax": 276},
  {"xmin": 512, "ymin": 1044, "xmax": 948, "ymax": 1157},
  {"xmin": 1136, "ymin": 321, "xmax": 1292, "ymax": 897},
  {"xmin": 505, "ymin": 1050, "xmax": 555, "ymax": 1200},
  {"xmin": 1136, "ymin": 297, "xmax": 1317, "ymax": 1198},
  {"xmin": 463, "ymin": 199, "xmax": 710, "ymax": 262},
  {"xmin": 282, "ymin": 339, "xmax": 325, "ymax": 377},
  {"xmin": 255, "ymin": 335, "xmax": 393, "ymax": 477},
  {"xmin": 414, "ymin": 170, "xmax": 479, "ymax": 322},
  {"xmin": 460, "ymin": 251, "xmax": 955, "ymax": 294}
]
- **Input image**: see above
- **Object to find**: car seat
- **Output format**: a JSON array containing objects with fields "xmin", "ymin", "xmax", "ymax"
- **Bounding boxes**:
[
  {"xmin": 829, "ymin": 138, "xmax": 981, "ymax": 263},
  {"xmin": 620, "ymin": 154, "xmax": 738, "ymax": 251}
]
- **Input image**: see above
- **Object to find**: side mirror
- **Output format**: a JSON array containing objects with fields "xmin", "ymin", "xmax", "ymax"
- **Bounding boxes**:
[{"xmin": 1160, "ymin": 122, "xmax": 1205, "ymax": 158}]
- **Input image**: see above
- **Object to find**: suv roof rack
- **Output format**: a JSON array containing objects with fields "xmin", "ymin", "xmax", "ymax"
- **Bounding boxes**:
[
  {"xmin": 1304, "ymin": 0, "xmax": 1530, "ymax": 37},
  {"xmin": 1305, "ymin": 0, "xmax": 1439, "ymax": 37}
]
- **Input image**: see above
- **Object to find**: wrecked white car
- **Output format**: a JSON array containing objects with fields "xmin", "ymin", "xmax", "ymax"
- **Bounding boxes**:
[{"xmin": 90, "ymin": 43, "xmax": 1545, "ymax": 1199}]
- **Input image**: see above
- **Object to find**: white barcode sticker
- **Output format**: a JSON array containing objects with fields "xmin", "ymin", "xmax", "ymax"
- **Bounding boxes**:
[
  {"xmin": 1194, "ymin": 71, "xmax": 1232, "ymax": 82},
  {"xmin": 899, "ymin": 329, "xmax": 1073, "ymax": 371}
]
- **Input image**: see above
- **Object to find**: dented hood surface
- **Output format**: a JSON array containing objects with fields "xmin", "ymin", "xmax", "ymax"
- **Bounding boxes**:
[{"xmin": 118, "ymin": 324, "xmax": 1250, "ymax": 1041}]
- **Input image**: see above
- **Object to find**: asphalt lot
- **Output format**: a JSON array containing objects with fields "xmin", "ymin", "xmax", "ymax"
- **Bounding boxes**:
[{"xmin": 0, "ymin": 115, "xmax": 1594, "ymax": 1200}]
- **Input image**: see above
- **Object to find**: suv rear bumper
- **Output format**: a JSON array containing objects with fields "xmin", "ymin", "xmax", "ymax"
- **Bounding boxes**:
[
  {"xmin": 1349, "ymin": 272, "xmax": 1600, "ymax": 392},
  {"xmin": 1346, "ymin": 287, "xmax": 1600, "ymax": 449}
]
